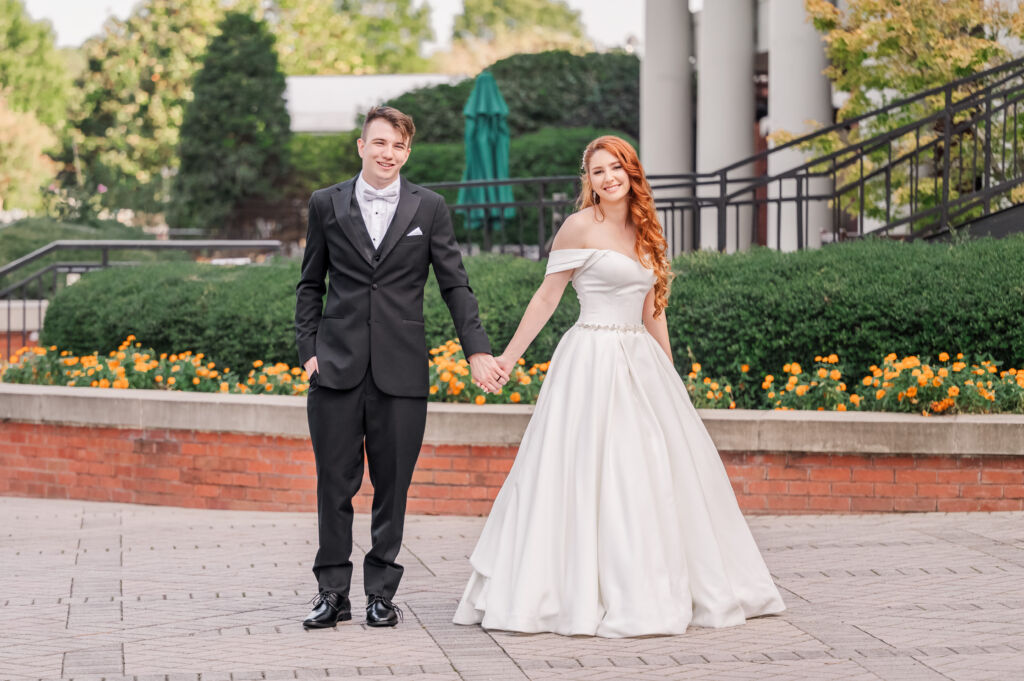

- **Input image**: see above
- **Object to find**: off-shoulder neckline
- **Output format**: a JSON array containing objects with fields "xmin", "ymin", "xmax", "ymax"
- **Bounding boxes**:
[{"xmin": 549, "ymin": 248, "xmax": 642, "ymax": 265}]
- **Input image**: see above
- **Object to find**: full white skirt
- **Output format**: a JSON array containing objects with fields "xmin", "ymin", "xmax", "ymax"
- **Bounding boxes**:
[{"xmin": 452, "ymin": 325, "xmax": 786, "ymax": 637}]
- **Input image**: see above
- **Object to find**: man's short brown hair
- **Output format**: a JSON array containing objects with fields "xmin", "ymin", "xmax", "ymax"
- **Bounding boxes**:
[{"xmin": 362, "ymin": 106, "xmax": 416, "ymax": 145}]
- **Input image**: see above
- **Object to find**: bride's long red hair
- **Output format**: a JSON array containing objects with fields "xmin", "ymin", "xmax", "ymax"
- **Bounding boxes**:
[{"xmin": 577, "ymin": 136, "xmax": 672, "ymax": 317}]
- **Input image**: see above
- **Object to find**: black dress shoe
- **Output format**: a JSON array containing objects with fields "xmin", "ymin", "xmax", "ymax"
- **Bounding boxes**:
[
  {"xmin": 302, "ymin": 591, "xmax": 351, "ymax": 629},
  {"xmin": 366, "ymin": 594, "xmax": 403, "ymax": 627}
]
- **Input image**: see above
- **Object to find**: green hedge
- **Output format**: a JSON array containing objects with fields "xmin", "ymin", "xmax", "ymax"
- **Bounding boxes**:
[
  {"xmin": 283, "ymin": 131, "xmax": 363, "ymax": 198},
  {"xmin": 41, "ymin": 237, "xmax": 1024, "ymax": 386},
  {"xmin": 385, "ymin": 50, "xmax": 639, "ymax": 143},
  {"xmin": 666, "ymin": 236, "xmax": 1024, "ymax": 392},
  {"xmin": 41, "ymin": 255, "xmax": 578, "ymax": 371}
]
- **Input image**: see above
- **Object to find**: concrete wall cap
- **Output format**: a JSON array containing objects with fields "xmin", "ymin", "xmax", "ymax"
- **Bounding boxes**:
[{"xmin": 1, "ymin": 383, "xmax": 1022, "ymax": 455}]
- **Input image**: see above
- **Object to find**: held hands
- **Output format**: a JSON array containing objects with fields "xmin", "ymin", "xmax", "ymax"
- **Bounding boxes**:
[
  {"xmin": 494, "ymin": 353, "xmax": 517, "ymax": 379},
  {"xmin": 468, "ymin": 353, "xmax": 510, "ymax": 394}
]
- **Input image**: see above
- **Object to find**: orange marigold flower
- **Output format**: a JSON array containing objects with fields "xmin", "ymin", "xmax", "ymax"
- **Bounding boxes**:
[
  {"xmin": 692, "ymin": 362, "xmax": 702, "ymax": 373},
  {"xmin": 817, "ymin": 368, "xmax": 828, "ymax": 379},
  {"xmin": 474, "ymin": 395, "xmax": 486, "ymax": 405},
  {"xmin": 253, "ymin": 360, "xmax": 264, "ymax": 368},
  {"xmin": 740, "ymin": 364, "xmax": 749, "ymax": 373},
  {"xmin": 938, "ymin": 352, "xmax": 950, "ymax": 362},
  {"xmin": 875, "ymin": 389, "xmax": 886, "ymax": 400},
  {"xmin": 192, "ymin": 377, "xmax": 200, "ymax": 385},
  {"xmin": 829, "ymin": 370, "xmax": 841, "ymax": 381},
  {"xmin": 849, "ymin": 394, "xmax": 862, "ymax": 406},
  {"xmin": 429, "ymin": 385, "xmax": 439, "ymax": 395},
  {"xmin": 154, "ymin": 375, "xmax": 163, "ymax": 383},
  {"xmin": 220, "ymin": 382, "xmax": 229, "ymax": 393},
  {"xmin": 510, "ymin": 392, "xmax": 521, "ymax": 403},
  {"xmin": 948, "ymin": 386, "xmax": 960, "ymax": 397},
  {"xmin": 827, "ymin": 353, "xmax": 839, "ymax": 364},
  {"xmin": 836, "ymin": 403, "xmax": 847, "ymax": 411}
]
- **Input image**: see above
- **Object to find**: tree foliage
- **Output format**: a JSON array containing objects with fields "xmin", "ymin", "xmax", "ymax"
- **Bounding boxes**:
[
  {"xmin": 0, "ymin": 0, "xmax": 69, "ymax": 128},
  {"xmin": 68, "ymin": 0, "xmax": 225, "ymax": 212},
  {"xmin": 806, "ymin": 0, "xmax": 1013, "ymax": 122},
  {"xmin": 436, "ymin": 0, "xmax": 591, "ymax": 74},
  {"xmin": 0, "ymin": 91, "xmax": 57, "ymax": 210},
  {"xmin": 68, "ymin": 0, "xmax": 433, "ymax": 213},
  {"xmin": 168, "ymin": 12, "xmax": 290, "ymax": 232},
  {"xmin": 769, "ymin": 0, "xmax": 1020, "ymax": 231}
]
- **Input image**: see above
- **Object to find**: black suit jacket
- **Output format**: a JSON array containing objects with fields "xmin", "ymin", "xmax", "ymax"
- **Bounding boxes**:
[{"xmin": 295, "ymin": 177, "xmax": 491, "ymax": 397}]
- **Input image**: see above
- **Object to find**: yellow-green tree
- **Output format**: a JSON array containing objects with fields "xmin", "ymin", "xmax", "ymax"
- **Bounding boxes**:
[
  {"xmin": 0, "ymin": 91, "xmax": 57, "ymax": 211},
  {"xmin": 777, "ymin": 0, "xmax": 1019, "ymax": 231},
  {"xmin": 435, "ymin": 0, "xmax": 592, "ymax": 75},
  {"xmin": 0, "ymin": 0, "xmax": 70, "ymax": 129}
]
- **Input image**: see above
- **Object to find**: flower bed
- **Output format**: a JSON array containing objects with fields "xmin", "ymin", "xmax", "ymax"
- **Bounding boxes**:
[{"xmin": 3, "ymin": 337, "xmax": 1024, "ymax": 414}]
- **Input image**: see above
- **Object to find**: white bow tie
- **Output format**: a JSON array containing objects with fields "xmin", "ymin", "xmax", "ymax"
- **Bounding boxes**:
[{"xmin": 362, "ymin": 185, "xmax": 399, "ymax": 204}]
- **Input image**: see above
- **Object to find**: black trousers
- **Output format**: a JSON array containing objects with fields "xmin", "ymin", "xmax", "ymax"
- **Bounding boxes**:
[{"xmin": 306, "ymin": 368, "xmax": 427, "ymax": 600}]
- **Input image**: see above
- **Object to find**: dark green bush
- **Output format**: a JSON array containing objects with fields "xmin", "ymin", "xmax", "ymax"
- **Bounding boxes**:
[
  {"xmin": 40, "ymin": 261, "xmax": 298, "ymax": 372},
  {"xmin": 385, "ymin": 50, "xmax": 639, "ymax": 144},
  {"xmin": 41, "ymin": 255, "xmax": 576, "ymax": 370},
  {"xmin": 43, "ymin": 237, "xmax": 1024, "ymax": 385},
  {"xmin": 666, "ymin": 236, "xmax": 1024, "ymax": 398}
]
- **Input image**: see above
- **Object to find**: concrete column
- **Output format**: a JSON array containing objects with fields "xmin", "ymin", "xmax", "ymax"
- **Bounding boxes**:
[
  {"xmin": 640, "ymin": 0, "xmax": 693, "ymax": 256},
  {"xmin": 696, "ymin": 0, "xmax": 756, "ymax": 252},
  {"xmin": 767, "ymin": 0, "xmax": 834, "ymax": 251}
]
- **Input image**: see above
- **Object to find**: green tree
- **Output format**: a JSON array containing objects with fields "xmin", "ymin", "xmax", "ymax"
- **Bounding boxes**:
[
  {"xmin": 0, "ymin": 0, "xmax": 69, "ymax": 128},
  {"xmin": 0, "ymin": 91, "xmax": 57, "ymax": 210},
  {"xmin": 168, "ymin": 12, "xmax": 290, "ymax": 232},
  {"xmin": 68, "ymin": 0, "xmax": 225, "ymax": 213},
  {"xmin": 335, "ymin": 0, "xmax": 433, "ymax": 74},
  {"xmin": 68, "ymin": 0, "xmax": 433, "ymax": 213},
  {"xmin": 437, "ymin": 0, "xmax": 591, "ymax": 74}
]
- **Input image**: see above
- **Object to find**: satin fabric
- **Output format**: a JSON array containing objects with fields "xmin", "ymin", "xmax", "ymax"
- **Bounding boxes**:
[{"xmin": 453, "ymin": 249, "xmax": 785, "ymax": 637}]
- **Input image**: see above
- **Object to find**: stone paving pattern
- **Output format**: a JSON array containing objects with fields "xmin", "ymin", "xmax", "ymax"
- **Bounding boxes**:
[{"xmin": 1, "ymin": 496, "xmax": 1022, "ymax": 681}]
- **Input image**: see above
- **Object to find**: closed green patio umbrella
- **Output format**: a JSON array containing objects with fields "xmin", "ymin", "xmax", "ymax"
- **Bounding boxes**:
[{"xmin": 456, "ymin": 70, "xmax": 515, "ymax": 243}]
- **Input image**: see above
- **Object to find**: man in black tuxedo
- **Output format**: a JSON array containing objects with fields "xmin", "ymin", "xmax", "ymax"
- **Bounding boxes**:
[{"xmin": 295, "ymin": 106, "xmax": 507, "ymax": 629}]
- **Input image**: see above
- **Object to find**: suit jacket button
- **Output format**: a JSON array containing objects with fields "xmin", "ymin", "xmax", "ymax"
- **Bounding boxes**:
[
  {"xmin": 371, "ymin": 283, "xmax": 379, "ymax": 290},
  {"xmin": 374, "ymin": 254, "xmax": 381, "ymax": 261}
]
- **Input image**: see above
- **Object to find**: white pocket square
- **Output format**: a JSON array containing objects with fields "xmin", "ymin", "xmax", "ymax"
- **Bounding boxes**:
[{"xmin": 406, "ymin": 227, "xmax": 423, "ymax": 237}]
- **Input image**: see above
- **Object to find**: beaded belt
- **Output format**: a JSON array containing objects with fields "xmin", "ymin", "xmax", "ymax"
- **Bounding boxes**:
[{"xmin": 574, "ymin": 321, "xmax": 646, "ymax": 334}]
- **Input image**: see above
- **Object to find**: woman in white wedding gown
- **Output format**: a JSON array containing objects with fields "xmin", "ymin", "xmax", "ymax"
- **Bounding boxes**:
[{"xmin": 453, "ymin": 136, "xmax": 785, "ymax": 637}]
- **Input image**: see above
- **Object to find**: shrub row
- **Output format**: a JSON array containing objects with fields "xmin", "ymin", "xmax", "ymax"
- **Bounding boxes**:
[
  {"xmin": 38, "ymin": 237, "xmax": 1024, "ymax": 389},
  {"xmin": 40, "ymin": 255, "xmax": 579, "ymax": 372}
]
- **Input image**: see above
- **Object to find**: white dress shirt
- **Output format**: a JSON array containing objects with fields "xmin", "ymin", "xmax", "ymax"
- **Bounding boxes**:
[{"xmin": 354, "ymin": 173, "xmax": 401, "ymax": 249}]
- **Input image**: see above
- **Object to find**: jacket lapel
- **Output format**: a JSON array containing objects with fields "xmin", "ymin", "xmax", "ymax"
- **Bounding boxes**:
[
  {"xmin": 330, "ymin": 180, "xmax": 374, "ymax": 266},
  {"xmin": 375, "ymin": 179, "xmax": 421, "ymax": 265}
]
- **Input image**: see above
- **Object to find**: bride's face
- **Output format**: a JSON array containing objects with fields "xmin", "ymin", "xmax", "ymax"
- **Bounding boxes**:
[{"xmin": 588, "ymin": 149, "xmax": 630, "ymax": 204}]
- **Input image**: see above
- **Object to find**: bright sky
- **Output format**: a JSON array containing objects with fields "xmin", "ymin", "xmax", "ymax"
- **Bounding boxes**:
[{"xmin": 22, "ymin": 0, "xmax": 645, "ymax": 53}]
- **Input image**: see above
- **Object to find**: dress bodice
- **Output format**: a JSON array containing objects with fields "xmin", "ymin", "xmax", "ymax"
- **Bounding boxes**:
[{"xmin": 546, "ymin": 249, "xmax": 656, "ymax": 327}]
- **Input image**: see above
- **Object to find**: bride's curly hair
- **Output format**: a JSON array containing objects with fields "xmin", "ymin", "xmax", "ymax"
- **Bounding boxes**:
[{"xmin": 577, "ymin": 136, "xmax": 673, "ymax": 317}]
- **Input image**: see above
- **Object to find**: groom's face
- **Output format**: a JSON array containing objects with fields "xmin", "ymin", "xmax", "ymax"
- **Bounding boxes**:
[{"xmin": 357, "ymin": 119, "xmax": 411, "ymax": 189}]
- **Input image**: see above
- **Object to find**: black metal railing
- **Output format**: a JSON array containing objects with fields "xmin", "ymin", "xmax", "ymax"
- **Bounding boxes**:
[
  {"xmin": 0, "ymin": 240, "xmax": 281, "ymax": 358},
  {"xmin": 427, "ymin": 55, "xmax": 1024, "ymax": 256}
]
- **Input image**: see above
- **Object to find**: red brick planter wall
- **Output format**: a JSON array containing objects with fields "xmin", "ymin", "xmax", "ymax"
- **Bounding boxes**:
[{"xmin": 1, "ymin": 421, "xmax": 1021, "ymax": 514}]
